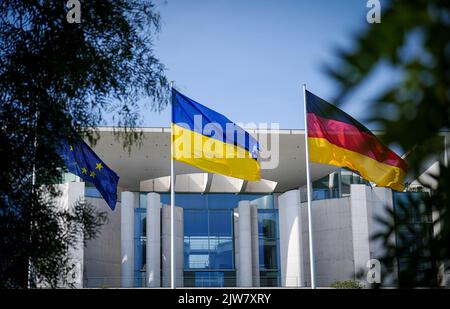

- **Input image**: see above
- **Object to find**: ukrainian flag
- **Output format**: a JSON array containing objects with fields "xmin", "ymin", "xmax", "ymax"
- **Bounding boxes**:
[{"xmin": 171, "ymin": 89, "xmax": 261, "ymax": 181}]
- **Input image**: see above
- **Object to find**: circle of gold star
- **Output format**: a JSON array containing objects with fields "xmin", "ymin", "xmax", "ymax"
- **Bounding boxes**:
[{"xmin": 95, "ymin": 162, "xmax": 103, "ymax": 171}]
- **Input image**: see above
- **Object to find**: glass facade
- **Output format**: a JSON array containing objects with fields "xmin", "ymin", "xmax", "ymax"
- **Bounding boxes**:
[
  {"xmin": 81, "ymin": 169, "xmax": 441, "ymax": 287},
  {"xmin": 393, "ymin": 192, "xmax": 437, "ymax": 285},
  {"xmin": 258, "ymin": 210, "xmax": 280, "ymax": 286},
  {"xmin": 131, "ymin": 170, "xmax": 370, "ymax": 287},
  {"xmin": 310, "ymin": 168, "xmax": 370, "ymax": 201},
  {"xmin": 73, "ymin": 159, "xmax": 445, "ymax": 288},
  {"xmin": 311, "ymin": 172, "xmax": 340, "ymax": 201},
  {"xmin": 134, "ymin": 193, "xmax": 280, "ymax": 287},
  {"xmin": 133, "ymin": 207, "xmax": 147, "ymax": 287}
]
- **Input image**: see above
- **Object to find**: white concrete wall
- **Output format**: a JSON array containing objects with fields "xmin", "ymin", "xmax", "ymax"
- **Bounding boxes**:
[
  {"xmin": 175, "ymin": 173, "xmax": 208, "ymax": 192},
  {"xmin": 54, "ymin": 182, "xmax": 85, "ymax": 288},
  {"xmin": 349, "ymin": 185, "xmax": 372, "ymax": 281},
  {"xmin": 294, "ymin": 185, "xmax": 396, "ymax": 287},
  {"xmin": 84, "ymin": 196, "xmax": 121, "ymax": 288},
  {"xmin": 237, "ymin": 200, "xmax": 253, "ymax": 287},
  {"xmin": 161, "ymin": 205, "xmax": 184, "ymax": 287},
  {"xmin": 234, "ymin": 201, "xmax": 260, "ymax": 287},
  {"xmin": 82, "ymin": 183, "xmax": 398, "ymax": 288},
  {"xmin": 369, "ymin": 187, "xmax": 395, "ymax": 260},
  {"xmin": 278, "ymin": 190, "xmax": 304, "ymax": 287},
  {"xmin": 120, "ymin": 191, "xmax": 138, "ymax": 288},
  {"xmin": 300, "ymin": 196, "xmax": 354, "ymax": 287},
  {"xmin": 146, "ymin": 193, "xmax": 161, "ymax": 287},
  {"xmin": 210, "ymin": 174, "xmax": 244, "ymax": 192},
  {"xmin": 350, "ymin": 185, "xmax": 397, "ymax": 286},
  {"xmin": 410, "ymin": 161, "xmax": 440, "ymax": 190}
]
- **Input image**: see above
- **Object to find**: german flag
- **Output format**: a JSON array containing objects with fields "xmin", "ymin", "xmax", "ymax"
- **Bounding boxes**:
[{"xmin": 306, "ymin": 90, "xmax": 407, "ymax": 191}]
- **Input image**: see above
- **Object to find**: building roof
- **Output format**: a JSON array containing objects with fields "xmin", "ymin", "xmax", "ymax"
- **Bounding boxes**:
[{"xmin": 89, "ymin": 127, "xmax": 339, "ymax": 192}]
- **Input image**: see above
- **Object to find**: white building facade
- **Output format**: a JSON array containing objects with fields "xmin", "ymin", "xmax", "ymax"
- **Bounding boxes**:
[{"xmin": 58, "ymin": 128, "xmax": 449, "ymax": 288}]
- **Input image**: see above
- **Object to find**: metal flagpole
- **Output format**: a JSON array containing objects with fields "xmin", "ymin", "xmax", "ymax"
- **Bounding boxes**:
[
  {"xmin": 445, "ymin": 134, "xmax": 448, "ymax": 168},
  {"xmin": 170, "ymin": 81, "xmax": 175, "ymax": 289},
  {"xmin": 302, "ymin": 83, "xmax": 316, "ymax": 289}
]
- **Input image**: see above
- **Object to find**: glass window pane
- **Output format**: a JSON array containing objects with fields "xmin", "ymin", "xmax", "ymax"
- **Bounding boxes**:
[
  {"xmin": 184, "ymin": 211, "xmax": 208, "ymax": 236},
  {"xmin": 85, "ymin": 186, "xmax": 101, "ymax": 198},
  {"xmin": 249, "ymin": 195, "xmax": 274, "ymax": 209},
  {"xmin": 207, "ymin": 194, "xmax": 239, "ymax": 209},
  {"xmin": 189, "ymin": 254, "xmax": 209, "ymax": 269},
  {"xmin": 160, "ymin": 193, "xmax": 206, "ymax": 209},
  {"xmin": 258, "ymin": 213, "xmax": 277, "ymax": 239},
  {"xmin": 139, "ymin": 193, "xmax": 147, "ymax": 208},
  {"xmin": 134, "ymin": 193, "xmax": 281, "ymax": 286},
  {"xmin": 184, "ymin": 236, "xmax": 210, "ymax": 269},
  {"xmin": 209, "ymin": 211, "xmax": 232, "ymax": 236},
  {"xmin": 209, "ymin": 237, "xmax": 233, "ymax": 269},
  {"xmin": 260, "ymin": 270, "xmax": 279, "ymax": 287},
  {"xmin": 259, "ymin": 239, "xmax": 278, "ymax": 270},
  {"xmin": 194, "ymin": 271, "xmax": 224, "ymax": 287}
]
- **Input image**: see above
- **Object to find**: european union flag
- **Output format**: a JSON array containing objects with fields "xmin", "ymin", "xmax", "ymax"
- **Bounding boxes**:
[{"xmin": 59, "ymin": 137, "xmax": 119, "ymax": 210}]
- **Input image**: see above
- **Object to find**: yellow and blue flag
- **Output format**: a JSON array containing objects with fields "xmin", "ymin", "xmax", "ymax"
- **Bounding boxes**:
[
  {"xmin": 171, "ymin": 89, "xmax": 261, "ymax": 181},
  {"xmin": 59, "ymin": 136, "xmax": 119, "ymax": 210}
]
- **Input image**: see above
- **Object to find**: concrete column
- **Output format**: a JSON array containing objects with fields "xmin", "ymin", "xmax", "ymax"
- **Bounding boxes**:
[
  {"xmin": 121, "ymin": 191, "xmax": 136, "ymax": 288},
  {"xmin": 176, "ymin": 206, "xmax": 184, "ymax": 287},
  {"xmin": 250, "ymin": 203, "xmax": 260, "ymax": 287},
  {"xmin": 146, "ymin": 193, "xmax": 161, "ymax": 287},
  {"xmin": 349, "ymin": 185, "xmax": 371, "ymax": 279},
  {"xmin": 67, "ymin": 182, "xmax": 85, "ymax": 288},
  {"xmin": 278, "ymin": 190, "xmax": 304, "ymax": 287},
  {"xmin": 371, "ymin": 186, "xmax": 397, "ymax": 285},
  {"xmin": 237, "ymin": 200, "xmax": 253, "ymax": 287},
  {"xmin": 162, "ymin": 205, "xmax": 184, "ymax": 287}
]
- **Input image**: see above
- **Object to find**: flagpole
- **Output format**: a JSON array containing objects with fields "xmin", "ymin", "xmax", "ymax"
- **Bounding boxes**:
[
  {"xmin": 445, "ymin": 134, "xmax": 448, "ymax": 168},
  {"xmin": 169, "ymin": 81, "xmax": 176, "ymax": 289},
  {"xmin": 302, "ymin": 83, "xmax": 316, "ymax": 289}
]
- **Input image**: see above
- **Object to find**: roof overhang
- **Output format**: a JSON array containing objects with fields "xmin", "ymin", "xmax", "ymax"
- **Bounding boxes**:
[{"xmin": 89, "ymin": 127, "xmax": 338, "ymax": 192}]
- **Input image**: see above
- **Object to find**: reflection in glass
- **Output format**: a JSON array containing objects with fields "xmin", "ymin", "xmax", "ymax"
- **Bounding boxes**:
[
  {"xmin": 134, "ymin": 193, "xmax": 279, "ymax": 287},
  {"xmin": 258, "ymin": 210, "xmax": 280, "ymax": 286},
  {"xmin": 184, "ymin": 209, "xmax": 234, "ymax": 270},
  {"xmin": 393, "ymin": 191, "xmax": 436, "ymax": 285},
  {"xmin": 259, "ymin": 239, "xmax": 278, "ymax": 270}
]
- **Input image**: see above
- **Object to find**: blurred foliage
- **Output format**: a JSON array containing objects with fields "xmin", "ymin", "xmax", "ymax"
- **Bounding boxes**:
[
  {"xmin": 329, "ymin": 0, "xmax": 449, "ymax": 287},
  {"xmin": 372, "ymin": 192, "xmax": 438, "ymax": 287},
  {"xmin": 0, "ymin": 1, "xmax": 167, "ymax": 288},
  {"xmin": 330, "ymin": 280, "xmax": 363, "ymax": 289}
]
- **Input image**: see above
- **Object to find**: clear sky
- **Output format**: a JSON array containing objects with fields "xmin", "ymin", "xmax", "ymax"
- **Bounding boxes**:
[{"xmin": 125, "ymin": 0, "xmax": 394, "ymax": 129}]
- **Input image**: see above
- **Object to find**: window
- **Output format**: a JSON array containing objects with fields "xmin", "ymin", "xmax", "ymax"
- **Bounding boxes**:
[
  {"xmin": 184, "ymin": 210, "xmax": 233, "ymax": 270},
  {"xmin": 134, "ymin": 193, "xmax": 278, "ymax": 287},
  {"xmin": 258, "ymin": 210, "xmax": 280, "ymax": 286},
  {"xmin": 393, "ymin": 191, "xmax": 437, "ymax": 286}
]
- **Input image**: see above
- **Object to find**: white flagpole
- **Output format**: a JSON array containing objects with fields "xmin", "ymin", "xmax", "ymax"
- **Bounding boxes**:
[
  {"xmin": 302, "ymin": 83, "xmax": 316, "ymax": 289},
  {"xmin": 445, "ymin": 134, "xmax": 448, "ymax": 168},
  {"xmin": 170, "ymin": 81, "xmax": 176, "ymax": 289}
]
